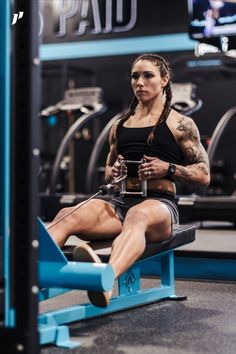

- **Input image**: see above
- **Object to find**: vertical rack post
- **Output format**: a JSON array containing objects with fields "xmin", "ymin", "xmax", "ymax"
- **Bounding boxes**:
[
  {"xmin": 0, "ymin": 0, "xmax": 11, "ymax": 326},
  {"xmin": 0, "ymin": 1, "xmax": 41, "ymax": 353}
]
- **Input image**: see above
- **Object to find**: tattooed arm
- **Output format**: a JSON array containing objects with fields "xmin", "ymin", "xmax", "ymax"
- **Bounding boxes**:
[{"xmin": 174, "ymin": 116, "xmax": 210, "ymax": 187}]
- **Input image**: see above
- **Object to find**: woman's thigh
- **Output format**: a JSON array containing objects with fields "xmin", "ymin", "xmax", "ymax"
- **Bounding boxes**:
[
  {"xmin": 125, "ymin": 199, "xmax": 173, "ymax": 242},
  {"xmin": 63, "ymin": 198, "xmax": 123, "ymax": 240}
]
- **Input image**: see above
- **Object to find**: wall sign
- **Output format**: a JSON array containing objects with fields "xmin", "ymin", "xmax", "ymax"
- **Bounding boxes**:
[
  {"xmin": 39, "ymin": 0, "xmax": 188, "ymax": 44},
  {"xmin": 40, "ymin": 0, "xmax": 138, "ymax": 42}
]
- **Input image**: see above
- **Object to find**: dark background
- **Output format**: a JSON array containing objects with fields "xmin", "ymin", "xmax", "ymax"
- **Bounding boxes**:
[{"xmin": 39, "ymin": 0, "xmax": 236, "ymax": 195}]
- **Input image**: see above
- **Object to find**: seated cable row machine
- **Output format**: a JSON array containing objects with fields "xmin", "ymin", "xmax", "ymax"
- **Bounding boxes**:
[
  {"xmin": 38, "ymin": 172, "xmax": 196, "ymax": 348},
  {"xmin": 38, "ymin": 218, "xmax": 195, "ymax": 348}
]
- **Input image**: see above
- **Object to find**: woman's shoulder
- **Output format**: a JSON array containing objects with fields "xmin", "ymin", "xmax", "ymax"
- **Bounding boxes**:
[
  {"xmin": 109, "ymin": 117, "xmax": 124, "ymax": 143},
  {"xmin": 169, "ymin": 109, "xmax": 195, "ymax": 127},
  {"xmin": 111, "ymin": 117, "xmax": 123, "ymax": 132},
  {"xmin": 167, "ymin": 109, "xmax": 197, "ymax": 140}
]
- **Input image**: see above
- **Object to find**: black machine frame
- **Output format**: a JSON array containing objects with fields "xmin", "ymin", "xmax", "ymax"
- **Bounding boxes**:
[{"xmin": 0, "ymin": 1, "xmax": 41, "ymax": 353}]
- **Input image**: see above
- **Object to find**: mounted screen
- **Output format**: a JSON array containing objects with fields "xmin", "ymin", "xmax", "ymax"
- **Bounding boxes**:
[{"xmin": 188, "ymin": 0, "xmax": 236, "ymax": 39}]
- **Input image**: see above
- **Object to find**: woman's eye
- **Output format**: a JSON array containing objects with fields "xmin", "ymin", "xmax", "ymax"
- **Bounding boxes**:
[
  {"xmin": 131, "ymin": 72, "xmax": 154, "ymax": 80},
  {"xmin": 144, "ymin": 72, "xmax": 154, "ymax": 79},
  {"xmin": 131, "ymin": 73, "xmax": 139, "ymax": 80}
]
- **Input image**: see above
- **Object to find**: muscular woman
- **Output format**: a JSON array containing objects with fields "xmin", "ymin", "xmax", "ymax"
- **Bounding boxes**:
[{"xmin": 48, "ymin": 53, "xmax": 210, "ymax": 307}]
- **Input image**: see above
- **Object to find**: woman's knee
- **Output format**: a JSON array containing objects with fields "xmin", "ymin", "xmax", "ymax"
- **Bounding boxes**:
[
  {"xmin": 161, "ymin": 224, "xmax": 172, "ymax": 240},
  {"xmin": 147, "ymin": 222, "xmax": 172, "ymax": 242},
  {"xmin": 125, "ymin": 206, "xmax": 150, "ymax": 224},
  {"xmin": 55, "ymin": 207, "xmax": 73, "ymax": 219},
  {"xmin": 126, "ymin": 204, "xmax": 172, "ymax": 241}
]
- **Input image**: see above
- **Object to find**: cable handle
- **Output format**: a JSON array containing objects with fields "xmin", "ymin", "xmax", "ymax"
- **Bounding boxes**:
[
  {"xmin": 140, "ymin": 157, "xmax": 147, "ymax": 164},
  {"xmin": 120, "ymin": 158, "xmax": 146, "ymax": 165},
  {"xmin": 99, "ymin": 174, "xmax": 127, "ymax": 195},
  {"xmin": 118, "ymin": 158, "xmax": 147, "ymax": 183},
  {"xmin": 119, "ymin": 158, "xmax": 127, "ymax": 178}
]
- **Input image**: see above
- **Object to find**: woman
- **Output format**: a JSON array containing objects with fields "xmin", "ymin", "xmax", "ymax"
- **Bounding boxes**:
[{"xmin": 48, "ymin": 53, "xmax": 210, "ymax": 307}]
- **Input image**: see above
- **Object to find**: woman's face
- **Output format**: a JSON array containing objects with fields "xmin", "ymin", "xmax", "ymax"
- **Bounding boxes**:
[{"xmin": 131, "ymin": 59, "xmax": 169, "ymax": 103}]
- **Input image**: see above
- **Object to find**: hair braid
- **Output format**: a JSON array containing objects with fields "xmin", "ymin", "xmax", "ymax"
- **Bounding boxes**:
[{"xmin": 148, "ymin": 80, "xmax": 172, "ymax": 144}]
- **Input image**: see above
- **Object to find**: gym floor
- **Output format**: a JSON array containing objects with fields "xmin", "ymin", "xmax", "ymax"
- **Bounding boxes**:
[{"xmin": 40, "ymin": 223, "xmax": 236, "ymax": 354}]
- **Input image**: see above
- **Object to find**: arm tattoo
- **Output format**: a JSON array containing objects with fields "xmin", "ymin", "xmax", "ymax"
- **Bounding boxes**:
[
  {"xmin": 177, "ymin": 117, "xmax": 208, "ymax": 165},
  {"xmin": 176, "ymin": 164, "xmax": 209, "ymax": 185},
  {"xmin": 175, "ymin": 117, "xmax": 210, "ymax": 186},
  {"xmin": 177, "ymin": 117, "xmax": 198, "ymax": 141}
]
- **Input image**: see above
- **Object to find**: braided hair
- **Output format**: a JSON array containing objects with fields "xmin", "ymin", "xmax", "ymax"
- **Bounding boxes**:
[{"xmin": 115, "ymin": 53, "xmax": 172, "ymax": 146}]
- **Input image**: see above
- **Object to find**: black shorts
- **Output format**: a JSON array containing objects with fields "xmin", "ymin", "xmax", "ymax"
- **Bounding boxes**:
[{"xmin": 108, "ymin": 192, "xmax": 179, "ymax": 236}]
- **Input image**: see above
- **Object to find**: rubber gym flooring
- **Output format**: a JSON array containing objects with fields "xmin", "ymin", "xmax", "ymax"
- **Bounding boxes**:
[{"xmin": 40, "ymin": 223, "xmax": 236, "ymax": 354}]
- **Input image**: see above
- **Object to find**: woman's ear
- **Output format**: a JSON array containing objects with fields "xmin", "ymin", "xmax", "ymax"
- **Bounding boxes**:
[{"xmin": 161, "ymin": 75, "xmax": 169, "ymax": 88}]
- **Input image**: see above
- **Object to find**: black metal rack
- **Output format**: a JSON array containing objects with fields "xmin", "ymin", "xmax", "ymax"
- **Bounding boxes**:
[{"xmin": 0, "ymin": 1, "xmax": 40, "ymax": 353}]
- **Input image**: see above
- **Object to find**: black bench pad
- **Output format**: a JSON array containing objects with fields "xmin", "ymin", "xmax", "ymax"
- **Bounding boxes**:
[{"xmin": 63, "ymin": 224, "xmax": 195, "ymax": 263}]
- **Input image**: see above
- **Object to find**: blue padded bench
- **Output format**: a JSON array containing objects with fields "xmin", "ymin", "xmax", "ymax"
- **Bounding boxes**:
[{"xmin": 86, "ymin": 223, "xmax": 196, "ymax": 262}]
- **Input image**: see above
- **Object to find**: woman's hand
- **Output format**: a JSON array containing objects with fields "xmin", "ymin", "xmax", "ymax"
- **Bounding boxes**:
[
  {"xmin": 138, "ymin": 155, "xmax": 169, "ymax": 180},
  {"xmin": 107, "ymin": 154, "xmax": 126, "ymax": 181}
]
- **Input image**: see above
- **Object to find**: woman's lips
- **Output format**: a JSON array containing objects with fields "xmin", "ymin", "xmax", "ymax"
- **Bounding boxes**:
[{"xmin": 136, "ymin": 90, "xmax": 147, "ymax": 95}]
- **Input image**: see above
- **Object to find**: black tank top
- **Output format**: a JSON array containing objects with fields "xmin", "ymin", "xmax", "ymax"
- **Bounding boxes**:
[{"xmin": 117, "ymin": 121, "xmax": 184, "ymax": 177}]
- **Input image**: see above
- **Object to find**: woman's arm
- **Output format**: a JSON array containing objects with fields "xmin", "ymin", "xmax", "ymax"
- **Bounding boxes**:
[
  {"xmin": 174, "ymin": 116, "xmax": 210, "ymax": 187},
  {"xmin": 139, "ymin": 116, "xmax": 210, "ymax": 186},
  {"xmin": 104, "ymin": 121, "xmax": 120, "ymax": 183},
  {"xmin": 138, "ymin": 116, "xmax": 210, "ymax": 187}
]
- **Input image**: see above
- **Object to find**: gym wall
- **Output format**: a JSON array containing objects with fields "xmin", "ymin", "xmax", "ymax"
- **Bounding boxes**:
[{"xmin": 39, "ymin": 0, "xmax": 236, "ymax": 195}]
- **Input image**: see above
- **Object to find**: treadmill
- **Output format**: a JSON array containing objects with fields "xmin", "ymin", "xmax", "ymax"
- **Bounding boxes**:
[
  {"xmin": 39, "ymin": 87, "xmax": 108, "ymax": 219},
  {"xmin": 178, "ymin": 105, "xmax": 236, "ymax": 224}
]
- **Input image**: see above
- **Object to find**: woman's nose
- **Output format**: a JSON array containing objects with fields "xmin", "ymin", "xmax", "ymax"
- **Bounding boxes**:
[{"xmin": 137, "ymin": 76, "xmax": 144, "ymax": 85}]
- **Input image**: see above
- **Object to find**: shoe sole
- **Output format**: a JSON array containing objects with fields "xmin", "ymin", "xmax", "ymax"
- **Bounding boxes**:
[
  {"xmin": 73, "ymin": 243, "xmax": 111, "ymax": 308},
  {"xmin": 73, "ymin": 243, "xmax": 101, "ymax": 263}
]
